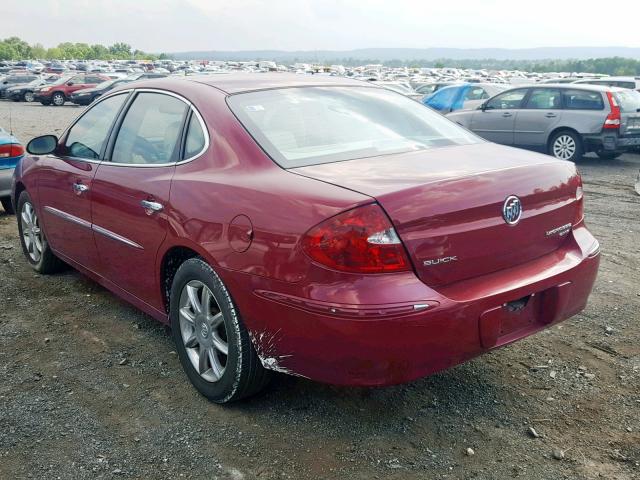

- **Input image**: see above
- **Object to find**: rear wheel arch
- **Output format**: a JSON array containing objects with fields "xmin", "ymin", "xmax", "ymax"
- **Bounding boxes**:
[
  {"xmin": 13, "ymin": 181, "xmax": 26, "ymax": 212},
  {"xmin": 159, "ymin": 245, "xmax": 201, "ymax": 314},
  {"xmin": 547, "ymin": 126, "xmax": 581, "ymax": 149}
]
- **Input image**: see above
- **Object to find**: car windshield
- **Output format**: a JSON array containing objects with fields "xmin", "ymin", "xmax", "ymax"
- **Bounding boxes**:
[
  {"xmin": 615, "ymin": 90, "xmax": 640, "ymax": 113},
  {"xmin": 228, "ymin": 86, "xmax": 481, "ymax": 168}
]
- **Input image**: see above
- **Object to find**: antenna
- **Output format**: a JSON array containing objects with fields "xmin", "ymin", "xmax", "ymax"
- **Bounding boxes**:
[{"xmin": 8, "ymin": 98, "xmax": 13, "ymax": 137}]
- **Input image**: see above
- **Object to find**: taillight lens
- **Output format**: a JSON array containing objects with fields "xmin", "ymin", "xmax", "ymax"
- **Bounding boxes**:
[
  {"xmin": 301, "ymin": 204, "xmax": 411, "ymax": 274},
  {"xmin": 603, "ymin": 91, "xmax": 621, "ymax": 129},
  {"xmin": 0, "ymin": 143, "xmax": 25, "ymax": 158},
  {"xmin": 574, "ymin": 182, "xmax": 584, "ymax": 224}
]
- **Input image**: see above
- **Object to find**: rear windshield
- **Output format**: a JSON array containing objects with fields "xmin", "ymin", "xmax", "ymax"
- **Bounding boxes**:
[
  {"xmin": 615, "ymin": 90, "xmax": 640, "ymax": 113},
  {"xmin": 227, "ymin": 86, "xmax": 481, "ymax": 168}
]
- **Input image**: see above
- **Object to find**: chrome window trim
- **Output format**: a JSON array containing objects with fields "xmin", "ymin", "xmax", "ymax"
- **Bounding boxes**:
[
  {"xmin": 102, "ymin": 88, "xmax": 210, "ymax": 168},
  {"xmin": 57, "ymin": 90, "xmax": 133, "ymax": 164}
]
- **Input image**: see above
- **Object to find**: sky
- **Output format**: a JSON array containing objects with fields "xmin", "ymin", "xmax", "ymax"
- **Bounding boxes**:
[{"xmin": 4, "ymin": 0, "xmax": 640, "ymax": 53}]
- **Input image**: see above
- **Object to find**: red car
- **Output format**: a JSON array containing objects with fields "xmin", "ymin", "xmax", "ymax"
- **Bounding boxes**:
[
  {"xmin": 13, "ymin": 75, "xmax": 600, "ymax": 403},
  {"xmin": 33, "ymin": 73, "xmax": 111, "ymax": 106}
]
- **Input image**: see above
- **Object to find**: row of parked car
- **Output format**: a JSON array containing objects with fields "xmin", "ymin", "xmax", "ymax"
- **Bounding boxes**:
[{"xmin": 0, "ymin": 71, "xmax": 168, "ymax": 105}]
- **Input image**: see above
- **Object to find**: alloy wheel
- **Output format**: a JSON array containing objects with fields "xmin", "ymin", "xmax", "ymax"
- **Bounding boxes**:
[
  {"xmin": 552, "ymin": 135, "xmax": 576, "ymax": 160},
  {"xmin": 24, "ymin": 91, "xmax": 34, "ymax": 102},
  {"xmin": 20, "ymin": 202, "xmax": 42, "ymax": 262},
  {"xmin": 178, "ymin": 280, "xmax": 229, "ymax": 383},
  {"xmin": 52, "ymin": 93, "xmax": 65, "ymax": 106}
]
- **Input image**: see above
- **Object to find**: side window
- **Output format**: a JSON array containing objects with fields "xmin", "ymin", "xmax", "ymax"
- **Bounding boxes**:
[
  {"xmin": 183, "ymin": 112, "xmax": 206, "ymax": 159},
  {"xmin": 111, "ymin": 92, "xmax": 188, "ymax": 165},
  {"xmin": 464, "ymin": 87, "xmax": 487, "ymax": 101},
  {"xmin": 70, "ymin": 74, "xmax": 85, "ymax": 84},
  {"xmin": 64, "ymin": 93, "xmax": 127, "ymax": 159},
  {"xmin": 525, "ymin": 89, "xmax": 562, "ymax": 109},
  {"xmin": 86, "ymin": 75, "xmax": 103, "ymax": 84},
  {"xmin": 485, "ymin": 89, "xmax": 528, "ymax": 110},
  {"xmin": 563, "ymin": 90, "xmax": 604, "ymax": 110}
]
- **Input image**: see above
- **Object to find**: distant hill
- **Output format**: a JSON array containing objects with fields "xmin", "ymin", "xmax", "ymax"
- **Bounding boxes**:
[{"xmin": 172, "ymin": 47, "xmax": 640, "ymax": 62}]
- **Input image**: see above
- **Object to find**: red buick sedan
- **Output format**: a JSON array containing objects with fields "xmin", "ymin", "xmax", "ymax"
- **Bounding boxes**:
[{"xmin": 12, "ymin": 74, "xmax": 600, "ymax": 403}]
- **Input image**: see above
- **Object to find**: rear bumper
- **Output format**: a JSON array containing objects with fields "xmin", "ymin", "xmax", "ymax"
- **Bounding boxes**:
[
  {"xmin": 227, "ymin": 225, "xmax": 600, "ymax": 386},
  {"xmin": 584, "ymin": 132, "xmax": 640, "ymax": 152},
  {"xmin": 0, "ymin": 167, "xmax": 15, "ymax": 198}
]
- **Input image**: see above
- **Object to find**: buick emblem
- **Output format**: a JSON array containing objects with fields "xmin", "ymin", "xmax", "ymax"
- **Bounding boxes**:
[{"xmin": 502, "ymin": 195, "xmax": 522, "ymax": 225}]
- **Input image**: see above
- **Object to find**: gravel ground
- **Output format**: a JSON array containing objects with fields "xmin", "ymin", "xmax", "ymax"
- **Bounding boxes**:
[{"xmin": 0, "ymin": 101, "xmax": 639, "ymax": 480}]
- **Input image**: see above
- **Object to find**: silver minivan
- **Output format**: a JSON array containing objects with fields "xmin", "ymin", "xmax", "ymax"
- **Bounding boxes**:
[{"xmin": 447, "ymin": 84, "xmax": 640, "ymax": 161}]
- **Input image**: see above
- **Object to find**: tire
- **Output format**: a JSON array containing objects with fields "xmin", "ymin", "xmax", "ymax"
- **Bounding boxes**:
[
  {"xmin": 23, "ymin": 91, "xmax": 35, "ymax": 103},
  {"xmin": 549, "ymin": 130, "xmax": 583, "ymax": 162},
  {"xmin": 51, "ymin": 92, "xmax": 65, "ymax": 106},
  {"xmin": 596, "ymin": 150, "xmax": 621, "ymax": 160},
  {"xmin": 16, "ymin": 191, "xmax": 65, "ymax": 274},
  {"xmin": 170, "ymin": 257, "xmax": 270, "ymax": 403},
  {"xmin": 1, "ymin": 196, "xmax": 15, "ymax": 214}
]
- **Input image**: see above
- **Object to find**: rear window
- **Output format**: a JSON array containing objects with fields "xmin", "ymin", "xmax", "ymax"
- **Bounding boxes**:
[
  {"xmin": 228, "ymin": 86, "xmax": 480, "ymax": 168},
  {"xmin": 562, "ymin": 90, "xmax": 604, "ymax": 110},
  {"xmin": 615, "ymin": 90, "xmax": 640, "ymax": 113}
]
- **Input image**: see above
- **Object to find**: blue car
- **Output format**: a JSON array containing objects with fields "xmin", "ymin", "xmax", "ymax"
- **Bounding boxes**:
[
  {"xmin": 0, "ymin": 127, "xmax": 25, "ymax": 214},
  {"xmin": 423, "ymin": 83, "xmax": 509, "ymax": 113}
]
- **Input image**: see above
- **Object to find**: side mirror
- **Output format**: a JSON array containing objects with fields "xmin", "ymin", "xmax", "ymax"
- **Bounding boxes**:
[
  {"xmin": 479, "ymin": 102, "xmax": 487, "ymax": 111},
  {"xmin": 27, "ymin": 135, "xmax": 58, "ymax": 155},
  {"xmin": 66, "ymin": 81, "xmax": 74, "ymax": 86}
]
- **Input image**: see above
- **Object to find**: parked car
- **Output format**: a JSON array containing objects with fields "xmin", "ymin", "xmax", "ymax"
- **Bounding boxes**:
[
  {"xmin": 447, "ymin": 84, "xmax": 640, "ymax": 161},
  {"xmin": 5, "ymin": 76, "xmax": 59, "ymax": 102},
  {"xmin": 0, "ymin": 73, "xmax": 39, "ymax": 98},
  {"xmin": 70, "ymin": 72, "xmax": 169, "ymax": 105},
  {"xmin": 69, "ymin": 78, "xmax": 131, "ymax": 105},
  {"xmin": 424, "ymin": 83, "xmax": 510, "ymax": 113},
  {"xmin": 34, "ymin": 73, "xmax": 111, "ymax": 106},
  {"xmin": 14, "ymin": 74, "xmax": 599, "ymax": 403},
  {"xmin": 374, "ymin": 81, "xmax": 422, "ymax": 100},
  {"xmin": 0, "ymin": 127, "xmax": 24, "ymax": 214},
  {"xmin": 571, "ymin": 76, "xmax": 640, "ymax": 92}
]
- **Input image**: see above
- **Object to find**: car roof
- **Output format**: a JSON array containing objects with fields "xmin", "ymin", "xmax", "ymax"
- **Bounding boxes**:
[
  {"xmin": 128, "ymin": 73, "xmax": 374, "ymax": 95},
  {"xmin": 515, "ymin": 83, "xmax": 626, "ymax": 93}
]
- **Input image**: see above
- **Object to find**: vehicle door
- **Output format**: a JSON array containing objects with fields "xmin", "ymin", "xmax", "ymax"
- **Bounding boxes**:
[
  {"xmin": 90, "ymin": 90, "xmax": 189, "ymax": 308},
  {"xmin": 514, "ymin": 88, "xmax": 563, "ymax": 147},
  {"xmin": 560, "ymin": 89, "xmax": 607, "ymax": 135},
  {"xmin": 37, "ymin": 92, "xmax": 128, "ymax": 272},
  {"xmin": 65, "ymin": 74, "xmax": 89, "ymax": 95},
  {"xmin": 470, "ymin": 88, "xmax": 529, "ymax": 145}
]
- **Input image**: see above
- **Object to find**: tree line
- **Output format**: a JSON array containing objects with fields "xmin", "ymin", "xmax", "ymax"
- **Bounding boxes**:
[{"xmin": 0, "ymin": 36, "xmax": 170, "ymax": 61}]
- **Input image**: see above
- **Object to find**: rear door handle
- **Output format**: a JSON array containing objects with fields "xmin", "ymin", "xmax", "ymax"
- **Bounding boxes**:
[
  {"xmin": 141, "ymin": 199, "xmax": 163, "ymax": 213},
  {"xmin": 502, "ymin": 112, "xmax": 513, "ymax": 117},
  {"xmin": 73, "ymin": 182, "xmax": 89, "ymax": 194},
  {"xmin": 545, "ymin": 113, "xmax": 557, "ymax": 118}
]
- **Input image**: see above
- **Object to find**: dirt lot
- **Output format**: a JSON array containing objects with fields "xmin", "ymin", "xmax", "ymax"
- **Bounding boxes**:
[{"xmin": 0, "ymin": 101, "xmax": 638, "ymax": 480}]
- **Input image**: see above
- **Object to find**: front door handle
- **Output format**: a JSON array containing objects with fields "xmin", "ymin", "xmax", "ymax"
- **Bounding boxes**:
[
  {"xmin": 545, "ymin": 113, "xmax": 557, "ymax": 118},
  {"xmin": 141, "ymin": 199, "xmax": 163, "ymax": 213},
  {"xmin": 73, "ymin": 182, "xmax": 89, "ymax": 195},
  {"xmin": 502, "ymin": 112, "xmax": 513, "ymax": 117}
]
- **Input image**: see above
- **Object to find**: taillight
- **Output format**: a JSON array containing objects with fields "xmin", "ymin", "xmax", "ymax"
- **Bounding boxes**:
[
  {"xmin": 301, "ymin": 204, "xmax": 411, "ymax": 274},
  {"xmin": 0, "ymin": 143, "xmax": 25, "ymax": 158},
  {"xmin": 574, "ymin": 182, "xmax": 584, "ymax": 224},
  {"xmin": 603, "ymin": 91, "xmax": 621, "ymax": 129}
]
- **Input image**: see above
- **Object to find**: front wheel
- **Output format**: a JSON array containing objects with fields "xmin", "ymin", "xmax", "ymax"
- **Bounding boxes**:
[
  {"xmin": 51, "ymin": 92, "xmax": 65, "ymax": 106},
  {"xmin": 16, "ymin": 191, "xmax": 65, "ymax": 273},
  {"xmin": 170, "ymin": 258, "xmax": 270, "ymax": 403},
  {"xmin": 549, "ymin": 130, "xmax": 582, "ymax": 162},
  {"xmin": 23, "ymin": 91, "xmax": 35, "ymax": 102}
]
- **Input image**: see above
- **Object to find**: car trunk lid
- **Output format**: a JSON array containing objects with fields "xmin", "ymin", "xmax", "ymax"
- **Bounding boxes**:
[{"xmin": 292, "ymin": 143, "xmax": 582, "ymax": 287}]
